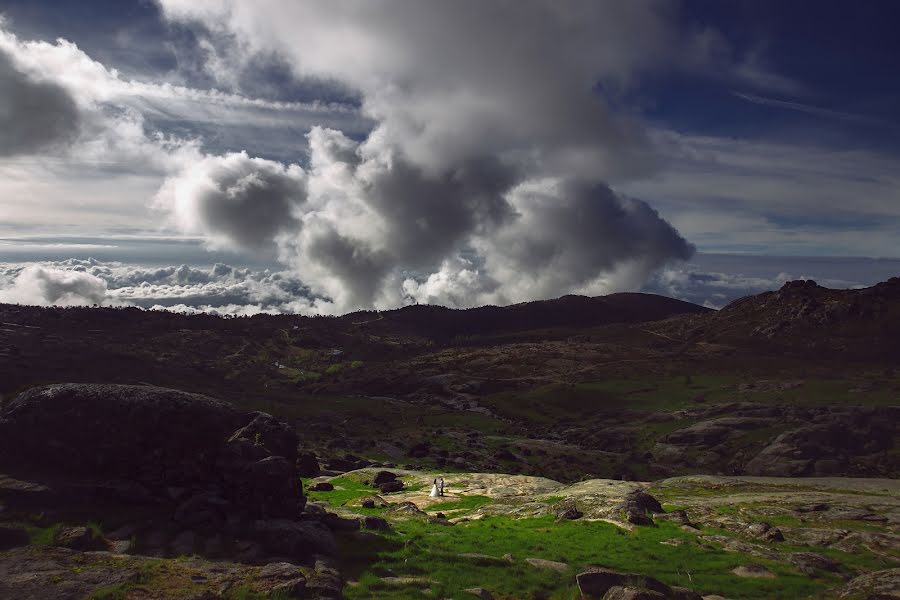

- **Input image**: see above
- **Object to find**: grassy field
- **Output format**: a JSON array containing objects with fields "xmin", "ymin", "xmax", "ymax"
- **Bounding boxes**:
[
  {"xmin": 297, "ymin": 478, "xmax": 896, "ymax": 600},
  {"xmin": 339, "ymin": 516, "xmax": 833, "ymax": 599}
]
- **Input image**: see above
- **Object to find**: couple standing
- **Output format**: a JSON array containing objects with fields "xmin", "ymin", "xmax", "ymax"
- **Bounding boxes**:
[{"xmin": 429, "ymin": 477, "xmax": 445, "ymax": 497}]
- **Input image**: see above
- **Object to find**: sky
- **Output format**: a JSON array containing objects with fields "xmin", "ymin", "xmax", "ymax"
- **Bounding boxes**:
[{"xmin": 0, "ymin": 0, "xmax": 898, "ymax": 314}]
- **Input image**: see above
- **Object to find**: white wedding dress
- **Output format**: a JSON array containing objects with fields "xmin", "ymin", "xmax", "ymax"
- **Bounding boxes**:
[{"xmin": 429, "ymin": 482, "xmax": 440, "ymax": 497}]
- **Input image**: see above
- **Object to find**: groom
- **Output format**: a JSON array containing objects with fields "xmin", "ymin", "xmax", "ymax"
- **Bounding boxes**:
[{"xmin": 439, "ymin": 477, "xmax": 445, "ymax": 497}]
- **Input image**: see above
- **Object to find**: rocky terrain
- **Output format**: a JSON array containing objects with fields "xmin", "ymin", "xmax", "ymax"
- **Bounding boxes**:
[{"xmin": 0, "ymin": 277, "xmax": 898, "ymax": 598}]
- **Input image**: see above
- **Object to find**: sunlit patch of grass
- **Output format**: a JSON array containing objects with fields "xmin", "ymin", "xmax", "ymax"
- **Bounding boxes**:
[{"xmin": 341, "ymin": 517, "xmax": 829, "ymax": 599}]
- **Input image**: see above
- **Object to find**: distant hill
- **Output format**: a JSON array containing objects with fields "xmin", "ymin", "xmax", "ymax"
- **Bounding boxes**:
[
  {"xmin": 343, "ymin": 292, "xmax": 710, "ymax": 342},
  {"xmin": 697, "ymin": 276, "xmax": 900, "ymax": 359}
]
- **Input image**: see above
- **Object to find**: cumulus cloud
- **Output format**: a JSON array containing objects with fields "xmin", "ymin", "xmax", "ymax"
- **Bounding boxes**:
[
  {"xmin": 157, "ymin": 1, "xmax": 700, "ymax": 179},
  {"xmin": 151, "ymin": 0, "xmax": 707, "ymax": 313},
  {"xmin": 155, "ymin": 152, "xmax": 307, "ymax": 252},
  {"xmin": 3, "ymin": 5, "xmax": 706, "ymax": 313},
  {"xmin": 0, "ymin": 265, "xmax": 109, "ymax": 306},
  {"xmin": 0, "ymin": 48, "xmax": 81, "ymax": 156}
]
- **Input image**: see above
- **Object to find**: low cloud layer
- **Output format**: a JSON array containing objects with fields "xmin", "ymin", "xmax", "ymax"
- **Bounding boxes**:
[
  {"xmin": 3, "ymin": 255, "xmax": 895, "ymax": 315},
  {"xmin": 0, "ymin": 265, "xmax": 109, "ymax": 307}
]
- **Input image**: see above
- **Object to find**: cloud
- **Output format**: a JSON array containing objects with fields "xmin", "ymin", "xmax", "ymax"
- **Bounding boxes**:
[
  {"xmin": 154, "ymin": 152, "xmax": 307, "ymax": 252},
  {"xmin": 157, "ymin": 126, "xmax": 693, "ymax": 312},
  {"xmin": 157, "ymin": 1, "xmax": 719, "ymax": 180},
  {"xmin": 148, "ymin": 2, "xmax": 705, "ymax": 311},
  {"xmin": 732, "ymin": 92, "xmax": 878, "ymax": 124},
  {"xmin": 0, "ymin": 47, "xmax": 82, "ymax": 156},
  {"xmin": 0, "ymin": 265, "xmax": 109, "ymax": 306}
]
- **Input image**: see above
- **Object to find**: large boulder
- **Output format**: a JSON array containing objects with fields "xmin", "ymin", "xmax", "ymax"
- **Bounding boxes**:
[
  {"xmin": 0, "ymin": 383, "xmax": 307, "ymax": 521},
  {"xmin": 228, "ymin": 412, "xmax": 298, "ymax": 465},
  {"xmin": 0, "ymin": 384, "xmax": 243, "ymax": 486},
  {"xmin": 0, "ymin": 526, "xmax": 30, "ymax": 551},
  {"xmin": 252, "ymin": 519, "xmax": 337, "ymax": 559},
  {"xmin": 296, "ymin": 452, "xmax": 321, "ymax": 478},
  {"xmin": 576, "ymin": 568, "xmax": 670, "ymax": 598}
]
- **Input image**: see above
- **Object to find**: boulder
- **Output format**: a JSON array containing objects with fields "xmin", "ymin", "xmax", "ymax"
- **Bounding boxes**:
[
  {"xmin": 378, "ymin": 480, "xmax": 404, "ymax": 493},
  {"xmin": 524, "ymin": 558, "xmax": 569, "ymax": 572},
  {"xmin": 55, "ymin": 526, "xmax": 107, "ymax": 551},
  {"xmin": 556, "ymin": 503, "xmax": 583, "ymax": 521},
  {"xmin": 746, "ymin": 522, "xmax": 784, "ymax": 542},
  {"xmin": 258, "ymin": 562, "xmax": 307, "ymax": 598},
  {"xmin": 296, "ymin": 452, "xmax": 320, "ymax": 478},
  {"xmin": 788, "ymin": 552, "xmax": 840, "ymax": 575},
  {"xmin": 372, "ymin": 471, "xmax": 398, "ymax": 486},
  {"xmin": 228, "ymin": 412, "xmax": 298, "ymax": 464},
  {"xmin": 363, "ymin": 516, "xmax": 390, "ymax": 530},
  {"xmin": 669, "ymin": 587, "xmax": 703, "ymax": 600},
  {"xmin": 576, "ymin": 568, "xmax": 670, "ymax": 598},
  {"xmin": 838, "ymin": 568, "xmax": 900, "ymax": 599},
  {"xmin": 252, "ymin": 519, "xmax": 337, "ymax": 559},
  {"xmin": 464, "ymin": 588, "xmax": 494, "ymax": 599},
  {"xmin": 387, "ymin": 502, "xmax": 425, "ymax": 517},
  {"xmin": 0, "ymin": 526, "xmax": 29, "ymax": 551},
  {"xmin": 0, "ymin": 384, "xmax": 243, "ymax": 486},
  {"xmin": 602, "ymin": 587, "xmax": 665, "ymax": 600},
  {"xmin": 618, "ymin": 490, "xmax": 663, "ymax": 516},
  {"xmin": 731, "ymin": 565, "xmax": 775, "ymax": 578},
  {"xmin": 308, "ymin": 482, "xmax": 334, "ymax": 492},
  {"xmin": 322, "ymin": 513, "xmax": 361, "ymax": 531},
  {"xmin": 626, "ymin": 511, "xmax": 654, "ymax": 526}
]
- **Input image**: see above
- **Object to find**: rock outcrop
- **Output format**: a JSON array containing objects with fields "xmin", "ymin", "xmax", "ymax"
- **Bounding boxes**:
[{"xmin": 0, "ymin": 383, "xmax": 337, "ymax": 565}]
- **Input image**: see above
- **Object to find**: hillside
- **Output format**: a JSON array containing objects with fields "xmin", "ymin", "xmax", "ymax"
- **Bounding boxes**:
[{"xmin": 1, "ymin": 279, "xmax": 898, "ymax": 482}]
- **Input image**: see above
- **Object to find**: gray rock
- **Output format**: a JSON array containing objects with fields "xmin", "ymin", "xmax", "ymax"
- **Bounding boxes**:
[
  {"xmin": 464, "ymin": 587, "xmax": 494, "ymax": 599},
  {"xmin": 308, "ymin": 482, "xmax": 334, "ymax": 492},
  {"xmin": 788, "ymin": 552, "xmax": 840, "ymax": 575},
  {"xmin": 296, "ymin": 452, "xmax": 320, "ymax": 478},
  {"xmin": 378, "ymin": 479, "xmax": 404, "ymax": 494},
  {"xmin": 576, "ymin": 567, "xmax": 671, "ymax": 598},
  {"xmin": 252, "ymin": 519, "xmax": 337, "ymax": 558},
  {"xmin": 555, "ymin": 503, "xmax": 583, "ymax": 521},
  {"xmin": 373, "ymin": 471, "xmax": 398, "ymax": 486},
  {"xmin": 0, "ymin": 384, "xmax": 242, "ymax": 486},
  {"xmin": 55, "ymin": 526, "xmax": 106, "ymax": 551},
  {"xmin": 602, "ymin": 587, "xmax": 665, "ymax": 600},
  {"xmin": 363, "ymin": 516, "xmax": 390, "ymax": 530},
  {"xmin": 524, "ymin": 557, "xmax": 569, "ymax": 572}
]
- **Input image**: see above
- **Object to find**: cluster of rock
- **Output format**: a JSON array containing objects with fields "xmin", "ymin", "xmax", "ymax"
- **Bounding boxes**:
[
  {"xmin": 576, "ymin": 567, "xmax": 702, "ymax": 599},
  {"xmin": 0, "ymin": 384, "xmax": 349, "ymax": 579},
  {"xmin": 589, "ymin": 402, "xmax": 900, "ymax": 479}
]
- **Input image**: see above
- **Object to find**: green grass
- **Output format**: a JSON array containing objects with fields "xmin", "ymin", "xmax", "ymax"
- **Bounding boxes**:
[
  {"xmin": 482, "ymin": 373, "xmax": 900, "ymax": 422},
  {"xmin": 26, "ymin": 523, "xmax": 61, "ymax": 546},
  {"xmin": 341, "ymin": 517, "xmax": 828, "ymax": 599},
  {"xmin": 305, "ymin": 476, "xmax": 376, "ymax": 507},
  {"xmin": 305, "ymin": 475, "xmax": 417, "ymax": 506}
]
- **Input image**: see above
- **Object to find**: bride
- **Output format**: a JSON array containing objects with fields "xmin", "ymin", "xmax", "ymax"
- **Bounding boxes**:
[{"xmin": 429, "ymin": 478, "xmax": 440, "ymax": 497}]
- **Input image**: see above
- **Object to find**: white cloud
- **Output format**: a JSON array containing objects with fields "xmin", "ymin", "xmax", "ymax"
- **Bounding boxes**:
[{"xmin": 0, "ymin": 265, "xmax": 110, "ymax": 306}]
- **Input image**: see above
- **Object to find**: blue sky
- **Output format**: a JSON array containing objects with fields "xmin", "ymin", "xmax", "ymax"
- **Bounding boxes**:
[{"xmin": 0, "ymin": 1, "xmax": 897, "ymax": 313}]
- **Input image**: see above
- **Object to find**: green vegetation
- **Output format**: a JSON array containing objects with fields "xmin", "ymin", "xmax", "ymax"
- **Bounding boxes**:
[
  {"xmin": 341, "ymin": 517, "xmax": 830, "ymax": 599},
  {"xmin": 26, "ymin": 523, "xmax": 61, "ymax": 546}
]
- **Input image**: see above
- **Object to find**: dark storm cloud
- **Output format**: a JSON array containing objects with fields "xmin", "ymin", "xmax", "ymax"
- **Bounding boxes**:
[{"xmin": 0, "ymin": 48, "xmax": 81, "ymax": 156}]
